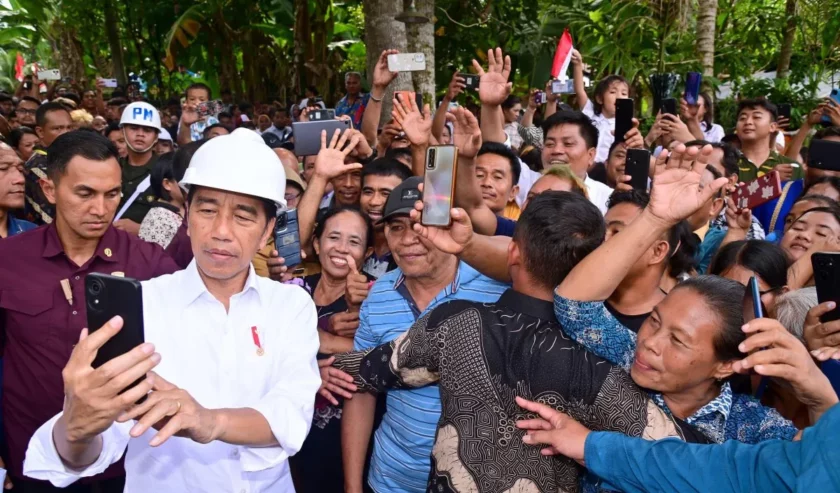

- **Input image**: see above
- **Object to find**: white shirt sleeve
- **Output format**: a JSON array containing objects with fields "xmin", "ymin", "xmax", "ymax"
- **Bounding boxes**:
[
  {"xmin": 23, "ymin": 412, "xmax": 132, "ymax": 487},
  {"xmin": 240, "ymin": 294, "xmax": 320, "ymax": 472},
  {"xmin": 515, "ymin": 166, "xmax": 541, "ymax": 208},
  {"xmin": 703, "ymin": 123, "xmax": 725, "ymax": 144},
  {"xmin": 582, "ymin": 99, "xmax": 596, "ymax": 118}
]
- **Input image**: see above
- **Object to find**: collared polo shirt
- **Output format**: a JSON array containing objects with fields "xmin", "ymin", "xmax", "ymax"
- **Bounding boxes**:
[
  {"xmin": 118, "ymin": 155, "xmax": 158, "ymax": 224},
  {"xmin": 0, "ymin": 224, "xmax": 178, "ymax": 482},
  {"xmin": 4, "ymin": 215, "xmax": 36, "ymax": 238},
  {"xmin": 353, "ymin": 261, "xmax": 507, "ymax": 492},
  {"xmin": 737, "ymin": 151, "xmax": 802, "ymax": 182}
]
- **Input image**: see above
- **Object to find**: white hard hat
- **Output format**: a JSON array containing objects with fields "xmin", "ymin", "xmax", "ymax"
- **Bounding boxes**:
[
  {"xmin": 159, "ymin": 128, "xmax": 172, "ymax": 142},
  {"xmin": 180, "ymin": 128, "xmax": 286, "ymax": 209},
  {"xmin": 120, "ymin": 101, "xmax": 161, "ymax": 131}
]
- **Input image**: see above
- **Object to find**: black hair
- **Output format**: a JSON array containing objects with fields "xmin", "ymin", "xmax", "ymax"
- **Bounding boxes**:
[
  {"xmin": 0, "ymin": 93, "xmax": 12, "ymax": 103},
  {"xmin": 720, "ymin": 133, "xmax": 741, "ymax": 148},
  {"xmin": 737, "ymin": 97, "xmax": 778, "ymax": 121},
  {"xmin": 313, "ymin": 206, "xmax": 373, "ymax": 249},
  {"xmin": 709, "ymin": 240, "xmax": 789, "ymax": 289},
  {"xmin": 105, "ymin": 122, "xmax": 122, "ymax": 137},
  {"xmin": 218, "ymin": 111, "xmax": 233, "ymax": 120},
  {"xmin": 239, "ymin": 102, "xmax": 253, "ymax": 113},
  {"xmin": 513, "ymin": 191, "xmax": 605, "ymax": 289},
  {"xmin": 35, "ymin": 102, "xmax": 70, "ymax": 128},
  {"xmin": 19, "ymin": 96, "xmax": 40, "ymax": 107},
  {"xmin": 814, "ymin": 126, "xmax": 840, "ymax": 141},
  {"xmin": 705, "ymin": 164, "xmax": 724, "ymax": 198},
  {"xmin": 607, "ymin": 188, "xmax": 649, "ymax": 210},
  {"xmin": 805, "ymin": 176, "xmax": 840, "ymax": 197},
  {"xmin": 187, "ymin": 187, "xmax": 277, "ymax": 226},
  {"xmin": 384, "ymin": 146, "xmax": 412, "ymax": 161},
  {"xmin": 186, "ymin": 83, "xmax": 212, "ymax": 100},
  {"xmin": 685, "ymin": 140, "xmax": 740, "ymax": 178},
  {"xmin": 477, "ymin": 142, "xmax": 522, "ymax": 186},
  {"xmin": 306, "ymin": 85, "xmax": 319, "ymax": 96},
  {"xmin": 149, "ymin": 152, "xmax": 177, "ymax": 200},
  {"xmin": 542, "ymin": 110, "xmax": 599, "ymax": 150},
  {"xmin": 699, "ymin": 92, "xmax": 714, "ymax": 128},
  {"xmin": 202, "ymin": 123, "xmax": 229, "ymax": 138},
  {"xmin": 9, "ymin": 126, "xmax": 37, "ymax": 149},
  {"xmin": 672, "ymin": 275, "xmax": 748, "ymax": 361},
  {"xmin": 592, "ymin": 75, "xmax": 628, "ymax": 116},
  {"xmin": 519, "ymin": 146, "xmax": 543, "ymax": 173},
  {"xmin": 502, "ymin": 95, "xmax": 521, "ymax": 110},
  {"xmin": 106, "ymin": 97, "xmax": 127, "ymax": 107},
  {"xmin": 62, "ymin": 92, "xmax": 81, "ymax": 106},
  {"xmin": 667, "ymin": 220, "xmax": 699, "ymax": 276},
  {"xmin": 361, "ymin": 157, "xmax": 412, "ymax": 185},
  {"xmin": 46, "ymin": 130, "xmax": 119, "ymax": 182}
]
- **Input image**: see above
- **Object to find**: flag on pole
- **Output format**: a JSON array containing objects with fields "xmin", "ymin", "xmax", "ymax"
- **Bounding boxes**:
[
  {"xmin": 550, "ymin": 28, "xmax": 574, "ymax": 81},
  {"xmin": 14, "ymin": 53, "xmax": 25, "ymax": 82}
]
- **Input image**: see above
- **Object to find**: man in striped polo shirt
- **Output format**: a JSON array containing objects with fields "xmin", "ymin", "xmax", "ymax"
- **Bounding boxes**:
[{"xmin": 341, "ymin": 176, "xmax": 508, "ymax": 493}]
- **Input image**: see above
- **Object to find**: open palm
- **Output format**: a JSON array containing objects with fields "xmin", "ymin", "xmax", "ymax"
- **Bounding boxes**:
[
  {"xmin": 392, "ymin": 95, "xmax": 432, "ymax": 147},
  {"xmin": 472, "ymin": 47, "xmax": 512, "ymax": 106},
  {"xmin": 448, "ymin": 107, "xmax": 482, "ymax": 159},
  {"xmin": 649, "ymin": 145, "xmax": 728, "ymax": 225}
]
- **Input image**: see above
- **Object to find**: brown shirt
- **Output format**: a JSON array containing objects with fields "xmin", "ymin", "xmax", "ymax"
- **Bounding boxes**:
[{"xmin": 0, "ymin": 224, "xmax": 178, "ymax": 480}]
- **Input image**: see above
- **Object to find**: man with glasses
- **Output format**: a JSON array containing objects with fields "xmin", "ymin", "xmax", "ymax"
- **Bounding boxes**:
[{"xmin": 15, "ymin": 97, "xmax": 40, "ymax": 128}]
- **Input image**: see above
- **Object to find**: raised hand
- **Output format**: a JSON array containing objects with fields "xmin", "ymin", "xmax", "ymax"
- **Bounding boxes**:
[
  {"xmin": 804, "ymin": 302, "xmax": 840, "ymax": 353},
  {"xmin": 409, "ymin": 203, "xmax": 474, "ymax": 256},
  {"xmin": 825, "ymin": 98, "xmax": 840, "ymax": 127},
  {"xmin": 445, "ymin": 72, "xmax": 466, "ymax": 101},
  {"xmin": 345, "ymin": 128, "xmax": 373, "ymax": 159},
  {"xmin": 447, "ymin": 107, "xmax": 482, "ymax": 159},
  {"xmin": 648, "ymin": 144, "xmax": 728, "ymax": 227},
  {"xmin": 314, "ymin": 129, "xmax": 363, "ymax": 180},
  {"xmin": 733, "ymin": 318, "xmax": 839, "ymax": 416},
  {"xmin": 372, "ymin": 49, "xmax": 400, "ymax": 91},
  {"xmin": 544, "ymin": 80, "xmax": 558, "ymax": 103},
  {"xmin": 515, "ymin": 396, "xmax": 590, "ymax": 462},
  {"xmin": 391, "ymin": 93, "xmax": 432, "ymax": 147},
  {"xmin": 472, "ymin": 47, "xmax": 512, "ymax": 107},
  {"xmin": 680, "ymin": 98, "xmax": 700, "ymax": 122},
  {"xmin": 181, "ymin": 103, "xmax": 199, "ymax": 126},
  {"xmin": 344, "ymin": 254, "xmax": 371, "ymax": 310},
  {"xmin": 724, "ymin": 195, "xmax": 753, "ymax": 231},
  {"xmin": 376, "ymin": 120, "xmax": 402, "ymax": 153}
]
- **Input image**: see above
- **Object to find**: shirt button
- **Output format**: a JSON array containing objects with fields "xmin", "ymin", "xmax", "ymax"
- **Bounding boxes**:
[
  {"xmin": 74, "ymin": 276, "xmax": 80, "ymax": 281},
  {"xmin": 72, "ymin": 311, "xmax": 78, "ymax": 315},
  {"xmin": 230, "ymin": 449, "xmax": 239, "ymax": 458}
]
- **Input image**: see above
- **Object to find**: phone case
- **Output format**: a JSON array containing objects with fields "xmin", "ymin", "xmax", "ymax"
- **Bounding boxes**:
[
  {"xmin": 732, "ymin": 171, "xmax": 782, "ymax": 210},
  {"xmin": 661, "ymin": 98, "xmax": 678, "ymax": 116},
  {"xmin": 684, "ymin": 72, "xmax": 702, "ymax": 106},
  {"xmin": 39, "ymin": 69, "xmax": 61, "ymax": 81},
  {"xmin": 823, "ymin": 89, "xmax": 840, "ymax": 124},
  {"xmin": 422, "ymin": 146, "xmax": 458, "ymax": 226},
  {"xmin": 777, "ymin": 103, "xmax": 792, "ymax": 120},
  {"xmin": 387, "ymin": 53, "xmax": 426, "ymax": 72},
  {"xmin": 310, "ymin": 109, "xmax": 336, "ymax": 122},
  {"xmin": 614, "ymin": 98, "xmax": 634, "ymax": 144},
  {"xmin": 625, "ymin": 149, "xmax": 650, "ymax": 191},
  {"xmin": 741, "ymin": 276, "xmax": 764, "ymax": 325},
  {"xmin": 460, "ymin": 74, "xmax": 479, "ymax": 90},
  {"xmin": 85, "ymin": 273, "xmax": 145, "ymax": 374},
  {"xmin": 534, "ymin": 92, "xmax": 546, "ymax": 105},
  {"xmin": 291, "ymin": 120, "xmax": 352, "ymax": 156},
  {"xmin": 275, "ymin": 209, "xmax": 301, "ymax": 268},
  {"xmin": 808, "ymin": 138, "xmax": 840, "ymax": 172},
  {"xmin": 813, "ymin": 253, "xmax": 840, "ymax": 322},
  {"xmin": 196, "ymin": 100, "xmax": 222, "ymax": 118}
]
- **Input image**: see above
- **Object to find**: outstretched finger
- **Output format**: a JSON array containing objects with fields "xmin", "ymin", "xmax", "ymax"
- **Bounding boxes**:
[
  {"xmin": 328, "ymin": 129, "xmax": 342, "ymax": 149},
  {"xmin": 515, "ymin": 396, "xmax": 558, "ymax": 422},
  {"xmin": 502, "ymin": 54, "xmax": 512, "ymax": 80},
  {"xmin": 690, "ymin": 144, "xmax": 714, "ymax": 176},
  {"xmin": 515, "ymin": 418, "xmax": 553, "ymax": 431},
  {"xmin": 344, "ymin": 253, "xmax": 359, "ymax": 275},
  {"xmin": 335, "ymin": 127, "xmax": 351, "ymax": 150},
  {"xmin": 422, "ymin": 103, "xmax": 431, "ymax": 121},
  {"xmin": 487, "ymin": 48, "xmax": 498, "ymax": 71},
  {"xmin": 471, "ymin": 59, "xmax": 486, "ymax": 77}
]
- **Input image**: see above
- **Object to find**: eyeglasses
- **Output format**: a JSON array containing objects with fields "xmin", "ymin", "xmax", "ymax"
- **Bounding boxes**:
[
  {"xmin": 285, "ymin": 192, "xmax": 302, "ymax": 202},
  {"xmin": 16, "ymin": 108, "xmax": 36, "ymax": 115}
]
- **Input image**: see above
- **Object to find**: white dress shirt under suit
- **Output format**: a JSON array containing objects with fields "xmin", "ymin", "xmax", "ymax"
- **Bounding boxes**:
[{"xmin": 24, "ymin": 261, "xmax": 320, "ymax": 493}]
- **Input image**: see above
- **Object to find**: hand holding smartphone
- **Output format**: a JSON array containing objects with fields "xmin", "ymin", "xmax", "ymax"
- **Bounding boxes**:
[
  {"xmin": 614, "ymin": 98, "xmax": 634, "ymax": 144},
  {"xmin": 732, "ymin": 172, "xmax": 782, "ymax": 211},
  {"xmin": 684, "ymin": 72, "xmax": 701, "ymax": 106},
  {"xmin": 422, "ymin": 146, "xmax": 458, "ymax": 226},
  {"xmin": 813, "ymin": 252, "xmax": 840, "ymax": 322},
  {"xmin": 275, "ymin": 209, "xmax": 302, "ymax": 268},
  {"xmin": 387, "ymin": 53, "xmax": 426, "ymax": 72},
  {"xmin": 625, "ymin": 148, "xmax": 651, "ymax": 191}
]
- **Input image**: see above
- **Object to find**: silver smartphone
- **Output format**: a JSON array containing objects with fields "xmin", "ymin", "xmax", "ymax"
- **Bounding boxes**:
[
  {"xmin": 421, "ymin": 146, "xmax": 458, "ymax": 226},
  {"xmin": 387, "ymin": 53, "xmax": 426, "ymax": 72},
  {"xmin": 39, "ymin": 69, "xmax": 61, "ymax": 81}
]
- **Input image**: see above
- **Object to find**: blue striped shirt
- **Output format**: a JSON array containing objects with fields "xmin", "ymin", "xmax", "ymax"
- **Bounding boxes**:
[{"xmin": 354, "ymin": 261, "xmax": 508, "ymax": 493}]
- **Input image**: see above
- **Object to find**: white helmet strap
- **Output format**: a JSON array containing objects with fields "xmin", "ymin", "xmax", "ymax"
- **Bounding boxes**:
[{"xmin": 123, "ymin": 126, "xmax": 159, "ymax": 154}]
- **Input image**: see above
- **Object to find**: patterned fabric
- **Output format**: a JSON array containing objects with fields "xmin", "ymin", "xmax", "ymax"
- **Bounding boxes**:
[
  {"xmin": 518, "ymin": 125, "xmax": 544, "ymax": 150},
  {"xmin": 709, "ymin": 209, "xmax": 766, "ymax": 240},
  {"xmin": 504, "ymin": 122, "xmax": 524, "ymax": 151},
  {"xmin": 335, "ymin": 93, "xmax": 370, "ymax": 128},
  {"xmin": 336, "ymin": 290, "xmax": 693, "ymax": 493},
  {"xmin": 22, "ymin": 148, "xmax": 53, "ymax": 225},
  {"xmin": 189, "ymin": 116, "xmax": 219, "ymax": 142},
  {"xmin": 352, "ymin": 262, "xmax": 508, "ymax": 493},
  {"xmin": 554, "ymin": 294, "xmax": 798, "ymax": 444},
  {"xmin": 138, "ymin": 205, "xmax": 183, "ymax": 249}
]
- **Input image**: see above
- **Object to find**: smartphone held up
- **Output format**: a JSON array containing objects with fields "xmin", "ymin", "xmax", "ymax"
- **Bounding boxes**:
[{"xmin": 422, "ymin": 146, "xmax": 458, "ymax": 227}]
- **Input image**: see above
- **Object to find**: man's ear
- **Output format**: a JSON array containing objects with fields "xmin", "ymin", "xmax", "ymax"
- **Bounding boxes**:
[
  {"xmin": 712, "ymin": 360, "xmax": 736, "ymax": 382},
  {"xmin": 710, "ymin": 197, "xmax": 725, "ymax": 219},
  {"xmin": 649, "ymin": 239, "xmax": 671, "ymax": 266},
  {"xmin": 587, "ymin": 146, "xmax": 597, "ymax": 169},
  {"xmin": 35, "ymin": 126, "xmax": 44, "ymax": 141},
  {"xmin": 40, "ymin": 177, "xmax": 56, "ymax": 205},
  {"xmin": 508, "ymin": 184, "xmax": 520, "ymax": 203}
]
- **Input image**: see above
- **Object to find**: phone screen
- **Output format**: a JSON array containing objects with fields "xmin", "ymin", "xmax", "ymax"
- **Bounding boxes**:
[
  {"xmin": 422, "ymin": 146, "xmax": 458, "ymax": 226},
  {"xmin": 614, "ymin": 98, "xmax": 634, "ymax": 144},
  {"xmin": 684, "ymin": 72, "xmax": 701, "ymax": 106}
]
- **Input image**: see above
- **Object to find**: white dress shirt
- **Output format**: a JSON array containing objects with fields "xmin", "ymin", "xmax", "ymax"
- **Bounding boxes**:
[
  {"xmin": 583, "ymin": 100, "xmax": 616, "ymax": 164},
  {"xmin": 585, "ymin": 175, "xmax": 614, "ymax": 214},
  {"xmin": 24, "ymin": 261, "xmax": 320, "ymax": 493}
]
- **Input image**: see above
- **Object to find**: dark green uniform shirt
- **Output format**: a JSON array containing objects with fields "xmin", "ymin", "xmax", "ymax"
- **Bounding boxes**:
[
  {"xmin": 738, "ymin": 151, "xmax": 802, "ymax": 182},
  {"xmin": 118, "ymin": 155, "xmax": 157, "ymax": 224}
]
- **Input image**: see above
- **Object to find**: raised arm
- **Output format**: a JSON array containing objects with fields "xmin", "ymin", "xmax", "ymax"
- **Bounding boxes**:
[
  {"xmin": 432, "ymin": 73, "xmax": 465, "ymax": 142},
  {"xmin": 786, "ymin": 105, "xmax": 823, "ymax": 161},
  {"xmin": 556, "ymin": 144, "xmax": 727, "ymax": 302},
  {"xmin": 362, "ymin": 50, "xmax": 400, "ymax": 147},
  {"xmin": 570, "ymin": 50, "xmax": 589, "ymax": 110},
  {"xmin": 391, "ymin": 94, "xmax": 432, "ymax": 177},
  {"xmin": 474, "ymin": 48, "xmax": 511, "ymax": 144}
]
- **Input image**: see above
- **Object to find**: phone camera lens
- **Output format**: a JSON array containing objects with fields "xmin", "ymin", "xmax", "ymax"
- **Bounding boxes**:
[
  {"xmin": 89, "ymin": 279, "xmax": 103, "ymax": 296},
  {"xmin": 427, "ymin": 149, "xmax": 436, "ymax": 169}
]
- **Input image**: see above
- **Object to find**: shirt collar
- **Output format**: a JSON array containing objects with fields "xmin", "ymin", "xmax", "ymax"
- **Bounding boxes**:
[
  {"xmin": 180, "ymin": 259, "xmax": 261, "ymax": 307},
  {"xmin": 651, "ymin": 381, "xmax": 734, "ymax": 423},
  {"xmin": 393, "ymin": 261, "xmax": 463, "ymax": 293},
  {"xmin": 496, "ymin": 289, "xmax": 554, "ymax": 320},
  {"xmin": 42, "ymin": 223, "xmax": 120, "ymax": 264}
]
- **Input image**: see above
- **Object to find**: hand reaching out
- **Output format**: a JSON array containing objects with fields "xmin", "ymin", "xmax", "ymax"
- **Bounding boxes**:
[
  {"xmin": 314, "ymin": 129, "xmax": 363, "ymax": 180},
  {"xmin": 372, "ymin": 50, "xmax": 400, "ymax": 91},
  {"xmin": 392, "ymin": 93, "xmax": 432, "ymax": 147},
  {"xmin": 409, "ymin": 182, "xmax": 475, "ymax": 254},
  {"xmin": 804, "ymin": 302, "xmax": 840, "ymax": 353},
  {"xmin": 724, "ymin": 195, "xmax": 752, "ymax": 231},
  {"xmin": 445, "ymin": 72, "xmax": 466, "ymax": 101},
  {"xmin": 515, "ymin": 396, "xmax": 590, "ymax": 463},
  {"xmin": 472, "ymin": 47, "xmax": 512, "ymax": 107},
  {"xmin": 447, "ymin": 107, "xmax": 482, "ymax": 159},
  {"xmin": 317, "ymin": 357, "xmax": 357, "ymax": 406}
]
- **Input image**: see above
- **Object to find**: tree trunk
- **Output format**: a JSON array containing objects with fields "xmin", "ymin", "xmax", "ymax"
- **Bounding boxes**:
[
  {"xmin": 364, "ymin": 0, "xmax": 411, "ymax": 125},
  {"xmin": 695, "ymin": 0, "xmax": 717, "ymax": 88},
  {"xmin": 103, "ymin": 1, "xmax": 127, "ymax": 85},
  {"xmin": 293, "ymin": 0, "xmax": 310, "ymax": 99},
  {"xmin": 777, "ymin": 0, "xmax": 797, "ymax": 78},
  {"xmin": 405, "ymin": 0, "xmax": 435, "ymax": 108}
]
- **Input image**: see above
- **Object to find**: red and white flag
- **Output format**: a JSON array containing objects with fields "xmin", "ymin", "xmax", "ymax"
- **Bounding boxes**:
[
  {"xmin": 14, "ymin": 53, "xmax": 25, "ymax": 82},
  {"xmin": 551, "ymin": 28, "xmax": 574, "ymax": 81}
]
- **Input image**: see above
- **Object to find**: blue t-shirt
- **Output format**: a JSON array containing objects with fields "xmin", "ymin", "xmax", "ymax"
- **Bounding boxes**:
[
  {"xmin": 353, "ymin": 262, "xmax": 508, "ymax": 492},
  {"xmin": 494, "ymin": 216, "xmax": 517, "ymax": 237}
]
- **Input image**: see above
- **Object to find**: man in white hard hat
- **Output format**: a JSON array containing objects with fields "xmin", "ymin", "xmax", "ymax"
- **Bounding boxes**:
[
  {"xmin": 24, "ymin": 128, "xmax": 321, "ymax": 492},
  {"xmin": 154, "ymin": 128, "xmax": 174, "ymax": 155},
  {"xmin": 114, "ymin": 101, "xmax": 161, "ymax": 234}
]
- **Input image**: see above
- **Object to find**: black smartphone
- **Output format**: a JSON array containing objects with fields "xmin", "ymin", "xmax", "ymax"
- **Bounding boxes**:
[
  {"xmin": 625, "ymin": 148, "xmax": 650, "ymax": 191},
  {"xmin": 275, "ymin": 209, "xmax": 301, "ymax": 268},
  {"xmin": 459, "ymin": 73, "xmax": 479, "ymax": 91},
  {"xmin": 291, "ymin": 119, "xmax": 352, "ymax": 156},
  {"xmin": 808, "ymin": 139, "xmax": 840, "ymax": 172},
  {"xmin": 742, "ymin": 276, "xmax": 764, "ymax": 325},
  {"xmin": 309, "ymin": 109, "xmax": 336, "ymax": 122},
  {"xmin": 85, "ymin": 273, "xmax": 145, "ymax": 387},
  {"xmin": 813, "ymin": 252, "xmax": 840, "ymax": 322},
  {"xmin": 777, "ymin": 103, "xmax": 791, "ymax": 120},
  {"xmin": 662, "ymin": 98, "xmax": 678, "ymax": 116},
  {"xmin": 614, "ymin": 98, "xmax": 634, "ymax": 144}
]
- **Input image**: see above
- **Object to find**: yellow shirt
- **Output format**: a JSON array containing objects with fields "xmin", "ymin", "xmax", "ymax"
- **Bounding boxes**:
[{"xmin": 503, "ymin": 201, "xmax": 521, "ymax": 221}]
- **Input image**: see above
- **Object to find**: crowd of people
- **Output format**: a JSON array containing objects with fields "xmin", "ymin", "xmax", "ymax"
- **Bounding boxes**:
[{"xmin": 0, "ymin": 43, "xmax": 839, "ymax": 493}]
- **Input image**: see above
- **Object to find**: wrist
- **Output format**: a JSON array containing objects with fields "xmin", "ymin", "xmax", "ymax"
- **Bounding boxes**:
[
  {"xmin": 209, "ymin": 409, "xmax": 227, "ymax": 442},
  {"xmin": 639, "ymin": 208, "xmax": 678, "ymax": 232}
]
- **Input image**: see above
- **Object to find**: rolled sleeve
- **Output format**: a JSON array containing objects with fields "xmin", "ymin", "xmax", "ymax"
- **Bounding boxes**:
[
  {"xmin": 241, "ymin": 299, "xmax": 320, "ymax": 472},
  {"xmin": 553, "ymin": 293, "xmax": 636, "ymax": 371},
  {"xmin": 23, "ymin": 413, "xmax": 131, "ymax": 487}
]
